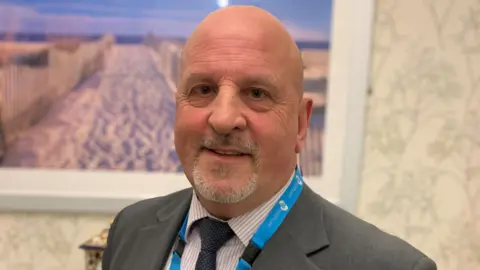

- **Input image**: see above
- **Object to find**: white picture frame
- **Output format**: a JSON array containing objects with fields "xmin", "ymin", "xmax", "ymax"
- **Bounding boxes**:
[{"xmin": 0, "ymin": 0, "xmax": 374, "ymax": 215}]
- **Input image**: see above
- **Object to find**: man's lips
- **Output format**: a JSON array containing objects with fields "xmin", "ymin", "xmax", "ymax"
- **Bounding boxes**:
[{"xmin": 202, "ymin": 147, "xmax": 250, "ymax": 156}]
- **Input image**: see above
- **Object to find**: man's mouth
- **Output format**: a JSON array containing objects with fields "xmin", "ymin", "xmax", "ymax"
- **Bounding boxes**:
[{"xmin": 203, "ymin": 147, "xmax": 249, "ymax": 156}]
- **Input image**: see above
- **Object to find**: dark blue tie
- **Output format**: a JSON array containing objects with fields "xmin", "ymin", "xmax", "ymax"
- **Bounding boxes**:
[{"xmin": 195, "ymin": 217, "xmax": 234, "ymax": 270}]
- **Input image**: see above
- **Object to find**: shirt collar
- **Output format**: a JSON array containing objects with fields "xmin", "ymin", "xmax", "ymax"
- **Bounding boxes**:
[{"xmin": 185, "ymin": 171, "xmax": 295, "ymax": 247}]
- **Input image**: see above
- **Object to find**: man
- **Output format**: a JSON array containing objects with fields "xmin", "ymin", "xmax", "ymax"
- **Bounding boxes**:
[{"xmin": 102, "ymin": 6, "xmax": 437, "ymax": 270}]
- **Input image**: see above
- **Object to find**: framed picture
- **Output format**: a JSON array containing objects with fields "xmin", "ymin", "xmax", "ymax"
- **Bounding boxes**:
[{"xmin": 0, "ymin": 0, "xmax": 374, "ymax": 214}]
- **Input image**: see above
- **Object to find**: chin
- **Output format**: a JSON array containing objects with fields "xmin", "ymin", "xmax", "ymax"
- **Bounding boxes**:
[{"xmin": 192, "ymin": 166, "xmax": 258, "ymax": 204}]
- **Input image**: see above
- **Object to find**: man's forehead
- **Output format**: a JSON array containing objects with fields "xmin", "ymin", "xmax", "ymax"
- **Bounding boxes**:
[
  {"xmin": 183, "ymin": 35, "xmax": 276, "ymax": 64},
  {"xmin": 181, "ymin": 45, "xmax": 286, "ymax": 83},
  {"xmin": 182, "ymin": 20, "xmax": 286, "ymax": 66},
  {"xmin": 181, "ymin": 42, "xmax": 283, "ymax": 74}
]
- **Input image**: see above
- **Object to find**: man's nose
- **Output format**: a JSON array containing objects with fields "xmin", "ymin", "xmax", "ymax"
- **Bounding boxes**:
[{"xmin": 208, "ymin": 90, "xmax": 247, "ymax": 134}]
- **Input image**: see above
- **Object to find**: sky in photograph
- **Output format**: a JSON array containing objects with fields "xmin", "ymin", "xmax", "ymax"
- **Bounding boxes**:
[{"xmin": 0, "ymin": 0, "xmax": 332, "ymax": 41}]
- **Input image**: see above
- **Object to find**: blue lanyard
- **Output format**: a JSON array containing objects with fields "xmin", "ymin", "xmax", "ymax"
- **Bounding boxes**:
[{"xmin": 170, "ymin": 166, "xmax": 304, "ymax": 270}]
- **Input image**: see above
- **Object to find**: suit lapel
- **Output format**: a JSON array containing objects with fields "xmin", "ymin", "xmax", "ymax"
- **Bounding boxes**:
[
  {"xmin": 252, "ymin": 186, "xmax": 330, "ymax": 270},
  {"xmin": 122, "ymin": 190, "xmax": 192, "ymax": 270}
]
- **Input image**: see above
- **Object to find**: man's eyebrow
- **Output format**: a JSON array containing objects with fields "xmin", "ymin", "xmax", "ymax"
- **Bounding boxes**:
[
  {"xmin": 240, "ymin": 75, "xmax": 278, "ymax": 89},
  {"xmin": 181, "ymin": 72, "xmax": 279, "ymax": 89},
  {"xmin": 181, "ymin": 72, "xmax": 214, "ymax": 87}
]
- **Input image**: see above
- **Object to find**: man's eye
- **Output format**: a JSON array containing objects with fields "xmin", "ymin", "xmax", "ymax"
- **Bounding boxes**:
[
  {"xmin": 249, "ymin": 88, "xmax": 266, "ymax": 99},
  {"xmin": 192, "ymin": 85, "xmax": 215, "ymax": 95}
]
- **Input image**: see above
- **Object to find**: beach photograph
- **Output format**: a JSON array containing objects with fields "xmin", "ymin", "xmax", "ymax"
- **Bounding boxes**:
[{"xmin": 0, "ymin": 0, "xmax": 332, "ymax": 177}]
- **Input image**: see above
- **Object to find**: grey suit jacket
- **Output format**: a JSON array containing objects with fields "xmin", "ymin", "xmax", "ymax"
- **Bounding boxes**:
[{"xmin": 102, "ymin": 185, "xmax": 437, "ymax": 270}]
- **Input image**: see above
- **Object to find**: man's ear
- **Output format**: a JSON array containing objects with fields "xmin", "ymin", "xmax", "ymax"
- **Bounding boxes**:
[{"xmin": 295, "ymin": 98, "xmax": 313, "ymax": 153}]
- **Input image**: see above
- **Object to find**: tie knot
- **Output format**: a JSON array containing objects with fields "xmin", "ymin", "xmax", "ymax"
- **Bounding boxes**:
[{"xmin": 196, "ymin": 218, "xmax": 234, "ymax": 252}]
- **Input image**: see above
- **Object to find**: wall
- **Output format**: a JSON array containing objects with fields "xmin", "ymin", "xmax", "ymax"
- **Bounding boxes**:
[
  {"xmin": 0, "ymin": 212, "xmax": 110, "ymax": 270},
  {"xmin": 0, "ymin": 0, "xmax": 478, "ymax": 269},
  {"xmin": 357, "ymin": 0, "xmax": 480, "ymax": 269}
]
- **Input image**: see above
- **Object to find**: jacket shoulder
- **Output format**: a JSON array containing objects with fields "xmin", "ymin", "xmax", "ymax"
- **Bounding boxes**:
[{"xmin": 102, "ymin": 188, "xmax": 192, "ymax": 270}]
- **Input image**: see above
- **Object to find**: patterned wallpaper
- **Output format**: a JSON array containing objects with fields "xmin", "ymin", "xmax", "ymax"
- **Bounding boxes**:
[
  {"xmin": 357, "ymin": 0, "xmax": 480, "ymax": 269},
  {"xmin": 0, "ymin": 212, "xmax": 110, "ymax": 270},
  {"xmin": 0, "ymin": 0, "xmax": 479, "ymax": 269}
]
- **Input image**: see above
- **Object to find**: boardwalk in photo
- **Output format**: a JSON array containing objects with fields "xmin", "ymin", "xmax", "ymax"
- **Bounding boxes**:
[{"xmin": 2, "ymin": 45, "xmax": 181, "ymax": 172}]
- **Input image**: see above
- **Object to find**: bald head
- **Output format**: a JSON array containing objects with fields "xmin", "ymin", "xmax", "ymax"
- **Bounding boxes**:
[
  {"xmin": 180, "ymin": 5, "xmax": 304, "ymax": 97},
  {"xmin": 189, "ymin": 6, "xmax": 291, "ymax": 45}
]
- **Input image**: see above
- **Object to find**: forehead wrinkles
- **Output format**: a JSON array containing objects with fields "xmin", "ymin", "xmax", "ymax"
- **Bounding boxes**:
[{"xmin": 183, "ymin": 37, "xmax": 288, "ymax": 83}]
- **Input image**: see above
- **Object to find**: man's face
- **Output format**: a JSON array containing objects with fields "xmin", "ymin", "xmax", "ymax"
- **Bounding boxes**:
[{"xmin": 174, "ymin": 28, "xmax": 305, "ymax": 204}]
